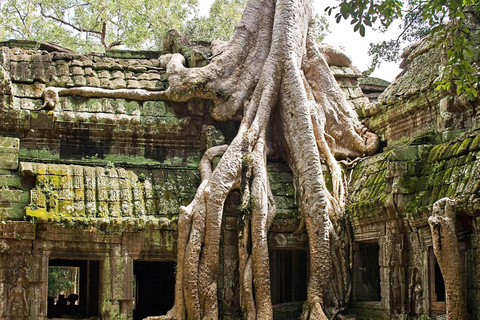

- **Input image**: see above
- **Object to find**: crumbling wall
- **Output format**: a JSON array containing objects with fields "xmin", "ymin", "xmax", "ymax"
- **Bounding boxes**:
[{"xmin": 347, "ymin": 11, "xmax": 480, "ymax": 319}]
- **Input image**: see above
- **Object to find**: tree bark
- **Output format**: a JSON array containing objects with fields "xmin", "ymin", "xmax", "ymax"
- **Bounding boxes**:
[
  {"xmin": 149, "ymin": 0, "xmax": 378, "ymax": 316},
  {"xmin": 43, "ymin": 0, "xmax": 378, "ymax": 318},
  {"xmin": 428, "ymin": 198, "xmax": 468, "ymax": 320}
]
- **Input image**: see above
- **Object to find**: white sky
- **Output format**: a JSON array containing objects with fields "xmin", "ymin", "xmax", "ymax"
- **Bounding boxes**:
[{"xmin": 197, "ymin": 0, "xmax": 403, "ymax": 82}]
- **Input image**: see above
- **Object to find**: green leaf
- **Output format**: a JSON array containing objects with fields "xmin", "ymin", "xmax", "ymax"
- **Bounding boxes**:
[
  {"xmin": 340, "ymin": 5, "xmax": 350, "ymax": 19},
  {"xmin": 463, "ymin": 48, "xmax": 473, "ymax": 59}
]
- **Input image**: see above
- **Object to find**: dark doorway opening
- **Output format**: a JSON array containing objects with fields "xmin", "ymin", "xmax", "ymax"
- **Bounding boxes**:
[
  {"xmin": 353, "ymin": 242, "xmax": 381, "ymax": 302},
  {"xmin": 48, "ymin": 259, "xmax": 99, "ymax": 319},
  {"xmin": 269, "ymin": 249, "xmax": 308, "ymax": 304},
  {"xmin": 429, "ymin": 248, "xmax": 446, "ymax": 317},
  {"xmin": 133, "ymin": 261, "xmax": 175, "ymax": 320}
]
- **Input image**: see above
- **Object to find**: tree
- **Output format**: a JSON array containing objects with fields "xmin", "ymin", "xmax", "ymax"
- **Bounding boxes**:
[
  {"xmin": 48, "ymin": 267, "xmax": 77, "ymax": 298},
  {"xmin": 184, "ymin": 0, "xmax": 248, "ymax": 42},
  {"xmin": 150, "ymin": 1, "xmax": 378, "ymax": 317},
  {"xmin": 428, "ymin": 198, "xmax": 468, "ymax": 320},
  {"xmin": 183, "ymin": 0, "xmax": 330, "ymax": 43},
  {"xmin": 0, "ymin": 0, "xmax": 198, "ymax": 52},
  {"xmin": 327, "ymin": 0, "xmax": 480, "ymax": 98},
  {"xmin": 0, "ymin": 0, "xmax": 330, "ymax": 53},
  {"xmin": 42, "ymin": 0, "xmax": 378, "ymax": 318}
]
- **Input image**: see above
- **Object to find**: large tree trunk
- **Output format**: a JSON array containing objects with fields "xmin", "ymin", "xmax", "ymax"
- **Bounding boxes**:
[
  {"xmin": 142, "ymin": 0, "xmax": 377, "ymax": 318},
  {"xmin": 147, "ymin": 0, "xmax": 378, "ymax": 319},
  {"xmin": 428, "ymin": 198, "xmax": 468, "ymax": 320},
  {"xmin": 42, "ymin": 0, "xmax": 377, "ymax": 318}
]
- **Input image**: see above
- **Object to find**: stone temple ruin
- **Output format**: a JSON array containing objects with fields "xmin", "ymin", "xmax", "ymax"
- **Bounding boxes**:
[{"xmin": 1, "ymin": 14, "xmax": 480, "ymax": 320}]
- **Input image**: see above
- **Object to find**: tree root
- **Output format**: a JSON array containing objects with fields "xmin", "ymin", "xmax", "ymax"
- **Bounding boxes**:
[
  {"xmin": 428, "ymin": 198, "xmax": 468, "ymax": 320},
  {"xmin": 39, "ymin": 0, "xmax": 379, "ymax": 319}
]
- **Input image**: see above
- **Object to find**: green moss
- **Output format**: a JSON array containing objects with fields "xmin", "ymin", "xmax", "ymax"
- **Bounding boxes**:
[
  {"xmin": 124, "ymin": 100, "xmax": 141, "ymax": 114},
  {"xmin": 86, "ymin": 98, "xmax": 102, "ymax": 112},
  {"xmin": 446, "ymin": 183, "xmax": 458, "ymax": 198},
  {"xmin": 428, "ymin": 145, "xmax": 442, "ymax": 163},
  {"xmin": 368, "ymin": 183, "xmax": 384, "ymax": 198},
  {"xmin": 400, "ymin": 176, "xmax": 419, "ymax": 193},
  {"xmin": 387, "ymin": 145, "xmax": 419, "ymax": 161},
  {"xmin": 430, "ymin": 188, "xmax": 440, "ymax": 205},
  {"xmin": 457, "ymin": 154, "xmax": 467, "ymax": 166},
  {"xmin": 406, "ymin": 161, "xmax": 420, "ymax": 176},
  {"xmin": 18, "ymin": 148, "xmax": 60, "ymax": 161},
  {"xmin": 364, "ymin": 174, "xmax": 378, "ymax": 187},
  {"xmin": 454, "ymin": 137, "xmax": 473, "ymax": 157},
  {"xmin": 373, "ymin": 170, "xmax": 387, "ymax": 184},
  {"xmin": 431, "ymin": 160, "xmax": 446, "ymax": 173},
  {"xmin": 469, "ymin": 133, "xmax": 480, "ymax": 151},
  {"xmin": 417, "ymin": 175, "xmax": 429, "ymax": 191},
  {"xmin": 443, "ymin": 167, "xmax": 453, "ymax": 183},
  {"xmin": 445, "ymin": 158, "xmax": 458, "ymax": 169},
  {"xmin": 440, "ymin": 143, "xmax": 454, "ymax": 160},
  {"xmin": 406, "ymin": 191, "xmax": 425, "ymax": 214},
  {"xmin": 25, "ymin": 205, "xmax": 53, "ymax": 219},
  {"xmin": 433, "ymin": 171, "xmax": 446, "ymax": 187}
]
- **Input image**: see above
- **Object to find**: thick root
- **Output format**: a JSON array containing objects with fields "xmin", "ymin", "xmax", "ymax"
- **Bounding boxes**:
[
  {"xmin": 428, "ymin": 198, "xmax": 468, "ymax": 320},
  {"xmin": 138, "ymin": 0, "xmax": 378, "ymax": 319},
  {"xmin": 301, "ymin": 297, "xmax": 329, "ymax": 320}
]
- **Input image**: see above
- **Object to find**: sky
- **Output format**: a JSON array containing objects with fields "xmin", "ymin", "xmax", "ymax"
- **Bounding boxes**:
[{"xmin": 197, "ymin": 0, "xmax": 403, "ymax": 82}]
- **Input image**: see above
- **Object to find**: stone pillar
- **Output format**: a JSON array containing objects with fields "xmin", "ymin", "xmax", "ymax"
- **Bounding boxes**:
[
  {"xmin": 381, "ymin": 230, "xmax": 406, "ymax": 315},
  {"xmin": 104, "ymin": 244, "xmax": 134, "ymax": 320}
]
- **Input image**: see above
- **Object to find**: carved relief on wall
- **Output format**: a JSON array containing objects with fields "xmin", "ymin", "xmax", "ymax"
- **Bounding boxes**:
[
  {"xmin": 8, "ymin": 277, "xmax": 28, "ymax": 319},
  {"xmin": 4, "ymin": 257, "xmax": 32, "ymax": 319},
  {"xmin": 388, "ymin": 234, "xmax": 405, "ymax": 314},
  {"xmin": 408, "ymin": 267, "xmax": 424, "ymax": 315}
]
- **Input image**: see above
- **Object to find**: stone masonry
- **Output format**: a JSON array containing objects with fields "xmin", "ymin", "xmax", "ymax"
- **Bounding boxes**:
[{"xmin": 0, "ymin": 15, "xmax": 480, "ymax": 319}]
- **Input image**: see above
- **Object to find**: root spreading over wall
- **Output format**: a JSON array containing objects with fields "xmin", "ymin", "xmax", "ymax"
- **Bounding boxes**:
[
  {"xmin": 428, "ymin": 198, "xmax": 468, "ymax": 320},
  {"xmin": 44, "ymin": 0, "xmax": 379, "ymax": 318}
]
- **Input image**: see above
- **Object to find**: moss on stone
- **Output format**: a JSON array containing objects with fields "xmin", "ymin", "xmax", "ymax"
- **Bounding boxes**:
[
  {"xmin": 18, "ymin": 148, "xmax": 60, "ymax": 161},
  {"xmin": 454, "ymin": 137, "xmax": 473, "ymax": 157},
  {"xmin": 428, "ymin": 145, "xmax": 442, "ymax": 163},
  {"xmin": 25, "ymin": 205, "xmax": 54, "ymax": 219},
  {"xmin": 469, "ymin": 133, "xmax": 480, "ymax": 151},
  {"xmin": 399, "ymin": 176, "xmax": 419, "ymax": 194}
]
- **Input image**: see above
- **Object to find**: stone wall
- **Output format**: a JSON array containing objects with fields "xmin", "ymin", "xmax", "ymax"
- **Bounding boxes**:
[
  {"xmin": 1, "ymin": 18, "xmax": 479, "ymax": 320},
  {"xmin": 345, "ymin": 10, "xmax": 480, "ymax": 319},
  {"xmin": 0, "ymin": 39, "xmax": 329, "ymax": 320}
]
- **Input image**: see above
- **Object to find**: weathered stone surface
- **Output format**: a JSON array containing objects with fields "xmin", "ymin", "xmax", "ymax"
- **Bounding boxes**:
[
  {"xmin": 0, "ymin": 137, "xmax": 19, "ymax": 170},
  {"xmin": 1, "ymin": 25, "xmax": 480, "ymax": 320}
]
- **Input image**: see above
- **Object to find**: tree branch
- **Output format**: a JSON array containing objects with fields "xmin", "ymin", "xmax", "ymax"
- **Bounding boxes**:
[
  {"xmin": 38, "ymin": 3, "xmax": 102, "ymax": 36},
  {"xmin": 13, "ymin": 4, "xmax": 33, "ymax": 39}
]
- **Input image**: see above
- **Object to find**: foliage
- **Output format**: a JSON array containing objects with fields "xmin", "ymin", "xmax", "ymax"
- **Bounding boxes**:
[
  {"xmin": 184, "ymin": 0, "xmax": 247, "ymax": 42},
  {"xmin": 327, "ymin": 0, "xmax": 480, "ymax": 98},
  {"xmin": 184, "ymin": 0, "xmax": 329, "ymax": 43},
  {"xmin": 48, "ymin": 267, "xmax": 77, "ymax": 298},
  {"xmin": 0, "ymin": 0, "xmax": 329, "ymax": 52},
  {"xmin": 313, "ymin": 13, "xmax": 331, "ymax": 44},
  {"xmin": 0, "ymin": 0, "xmax": 198, "ymax": 52}
]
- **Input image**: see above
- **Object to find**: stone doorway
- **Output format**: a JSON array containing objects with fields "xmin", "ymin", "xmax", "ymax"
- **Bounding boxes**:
[
  {"xmin": 429, "ymin": 248, "xmax": 446, "ymax": 317},
  {"xmin": 133, "ymin": 261, "xmax": 175, "ymax": 320},
  {"xmin": 353, "ymin": 242, "xmax": 381, "ymax": 302},
  {"xmin": 47, "ymin": 259, "xmax": 100, "ymax": 319},
  {"xmin": 269, "ymin": 249, "xmax": 307, "ymax": 320}
]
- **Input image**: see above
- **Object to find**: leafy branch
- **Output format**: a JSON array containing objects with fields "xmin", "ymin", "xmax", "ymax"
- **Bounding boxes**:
[{"xmin": 326, "ymin": 0, "xmax": 480, "ymax": 98}]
